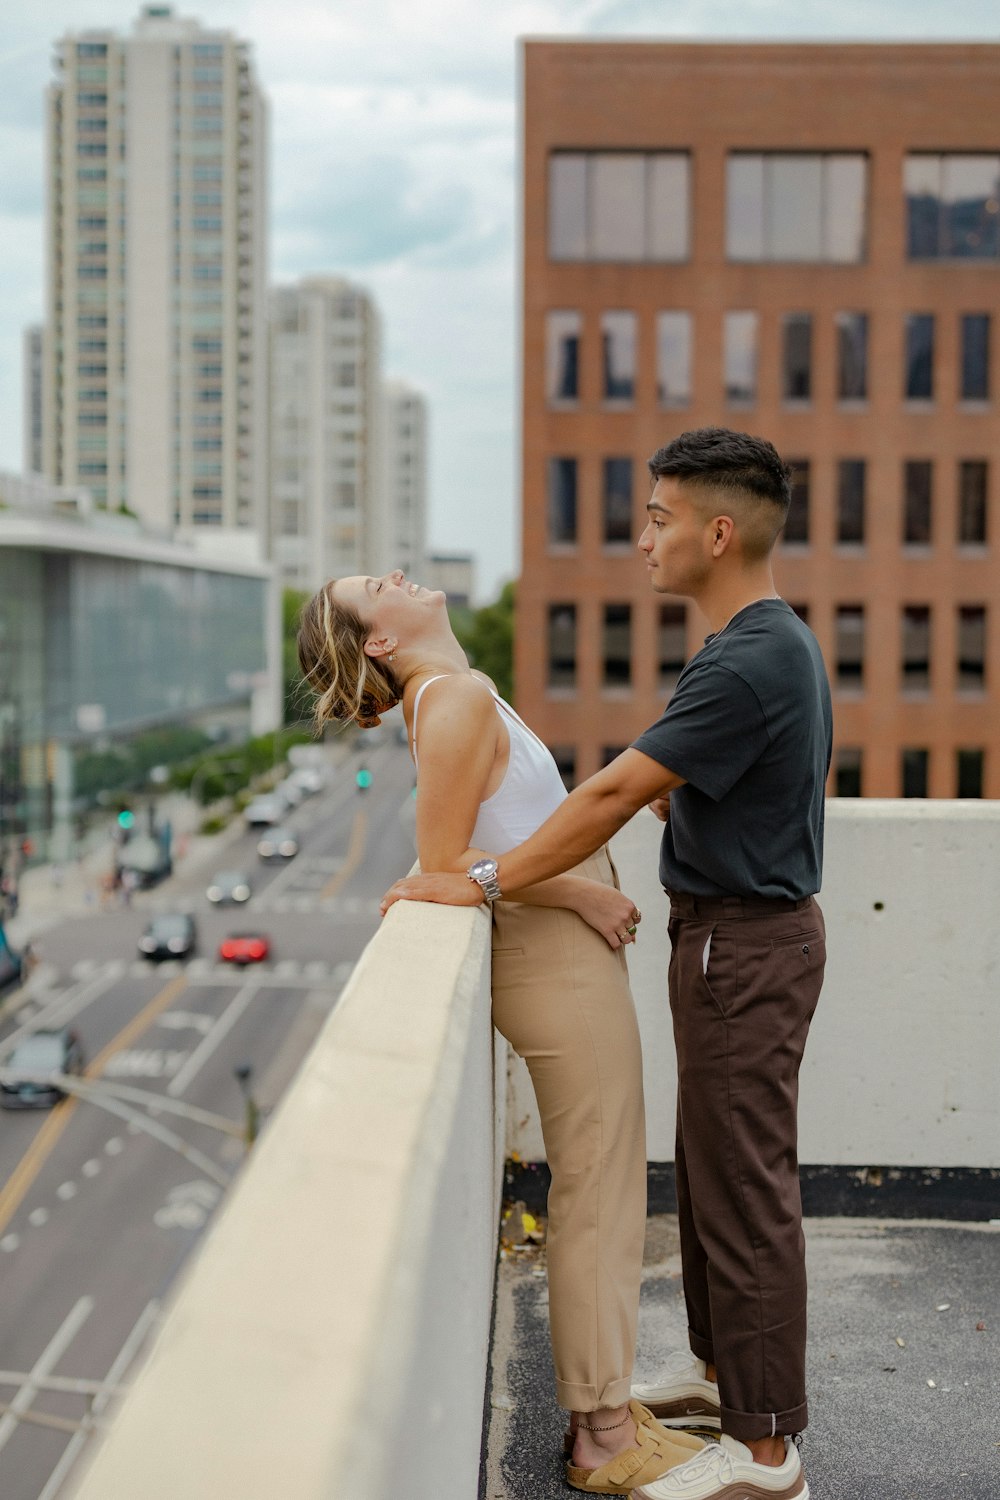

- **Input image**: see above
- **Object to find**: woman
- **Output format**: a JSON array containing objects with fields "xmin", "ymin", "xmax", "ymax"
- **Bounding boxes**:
[{"xmin": 297, "ymin": 569, "xmax": 702, "ymax": 1493}]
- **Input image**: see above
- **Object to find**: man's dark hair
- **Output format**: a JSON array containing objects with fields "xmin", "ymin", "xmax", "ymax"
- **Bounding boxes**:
[{"xmin": 649, "ymin": 426, "xmax": 791, "ymax": 510}]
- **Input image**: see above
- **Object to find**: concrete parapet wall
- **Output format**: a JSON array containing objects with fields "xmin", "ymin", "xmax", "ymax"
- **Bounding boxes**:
[
  {"xmin": 70, "ymin": 900, "xmax": 498, "ymax": 1500},
  {"xmin": 508, "ymin": 801, "xmax": 1000, "ymax": 1170}
]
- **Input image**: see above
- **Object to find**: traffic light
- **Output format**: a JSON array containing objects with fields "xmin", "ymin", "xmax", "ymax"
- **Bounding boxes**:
[
  {"xmin": 355, "ymin": 767, "xmax": 373, "ymax": 791},
  {"xmin": 117, "ymin": 809, "xmax": 136, "ymax": 830}
]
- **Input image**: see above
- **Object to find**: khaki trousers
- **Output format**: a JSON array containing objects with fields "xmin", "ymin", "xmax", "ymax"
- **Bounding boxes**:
[{"xmin": 490, "ymin": 847, "xmax": 647, "ymax": 1412}]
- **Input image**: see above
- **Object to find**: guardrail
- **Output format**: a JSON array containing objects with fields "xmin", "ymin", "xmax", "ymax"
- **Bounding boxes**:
[{"xmin": 69, "ymin": 898, "xmax": 498, "ymax": 1500}]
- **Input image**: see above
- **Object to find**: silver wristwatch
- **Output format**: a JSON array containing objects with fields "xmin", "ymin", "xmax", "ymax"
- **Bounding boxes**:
[{"xmin": 467, "ymin": 856, "xmax": 502, "ymax": 904}]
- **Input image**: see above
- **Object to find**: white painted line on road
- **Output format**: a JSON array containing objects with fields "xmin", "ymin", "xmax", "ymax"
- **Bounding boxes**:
[
  {"xmin": 303, "ymin": 961, "xmax": 327, "ymax": 980},
  {"xmin": 28, "ymin": 1208, "xmax": 49, "ymax": 1227},
  {"xmin": 273, "ymin": 959, "xmax": 298, "ymax": 976},
  {"xmin": 0, "ymin": 1234, "xmax": 18, "ymax": 1253},
  {"xmin": 35, "ymin": 1298, "xmax": 160, "ymax": 1500},
  {"xmin": 81, "ymin": 1159, "xmax": 101, "ymax": 1178},
  {"xmin": 167, "ymin": 980, "xmax": 259, "ymax": 1098},
  {"xmin": 0, "ymin": 1295, "xmax": 94, "ymax": 1455},
  {"xmin": 56, "ymin": 1182, "xmax": 77, "ymax": 1201},
  {"xmin": 70, "ymin": 960, "xmax": 97, "ymax": 980},
  {"xmin": 104, "ymin": 1137, "xmax": 124, "ymax": 1156},
  {"xmin": 157, "ymin": 1010, "xmax": 214, "ymax": 1035}
]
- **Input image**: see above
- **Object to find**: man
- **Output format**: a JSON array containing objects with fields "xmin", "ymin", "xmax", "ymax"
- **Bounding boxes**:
[{"xmin": 383, "ymin": 427, "xmax": 831, "ymax": 1500}]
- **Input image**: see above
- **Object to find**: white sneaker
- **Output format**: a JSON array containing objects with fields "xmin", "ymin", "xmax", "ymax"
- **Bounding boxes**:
[
  {"xmin": 632, "ymin": 1350, "xmax": 721, "ymax": 1430},
  {"xmin": 633, "ymin": 1433, "xmax": 808, "ymax": 1499}
]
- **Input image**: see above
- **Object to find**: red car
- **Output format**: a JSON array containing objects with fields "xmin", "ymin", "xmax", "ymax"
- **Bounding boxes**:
[{"xmin": 218, "ymin": 933, "xmax": 270, "ymax": 966}]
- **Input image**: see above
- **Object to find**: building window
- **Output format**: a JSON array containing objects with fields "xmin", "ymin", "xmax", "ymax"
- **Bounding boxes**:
[
  {"xmin": 960, "ymin": 313, "xmax": 990, "ymax": 400},
  {"xmin": 602, "ymin": 604, "xmax": 632, "ymax": 687},
  {"xmin": 901, "ymin": 748, "xmax": 929, "ymax": 797},
  {"xmin": 658, "ymin": 604, "xmax": 686, "ymax": 691},
  {"xmin": 656, "ymin": 312, "xmax": 692, "ymax": 406},
  {"xmin": 726, "ymin": 152, "xmax": 867, "ymax": 262},
  {"xmin": 546, "ymin": 311, "xmax": 580, "ymax": 402},
  {"xmin": 550, "ymin": 745, "xmax": 576, "ymax": 791},
  {"xmin": 957, "ymin": 461, "xmax": 988, "ymax": 544},
  {"xmin": 724, "ymin": 311, "xmax": 757, "ymax": 402},
  {"xmin": 956, "ymin": 749, "xmax": 984, "ymax": 798},
  {"xmin": 548, "ymin": 151, "xmax": 690, "ymax": 262},
  {"xmin": 957, "ymin": 605, "xmax": 986, "ymax": 691},
  {"xmin": 835, "ymin": 605, "xmax": 864, "ymax": 687},
  {"xmin": 905, "ymin": 153, "xmax": 1000, "ymax": 261},
  {"xmin": 836, "ymin": 311, "xmax": 868, "ymax": 400},
  {"xmin": 783, "ymin": 461, "xmax": 810, "ymax": 544},
  {"xmin": 547, "ymin": 457, "xmax": 577, "ymax": 545},
  {"xmin": 903, "ymin": 461, "xmax": 932, "ymax": 545},
  {"xmin": 834, "ymin": 747, "xmax": 863, "ymax": 797},
  {"xmin": 601, "ymin": 311, "xmax": 636, "ymax": 401},
  {"xmin": 547, "ymin": 605, "xmax": 577, "ymax": 688},
  {"xmin": 836, "ymin": 460, "xmax": 866, "ymax": 544},
  {"xmin": 905, "ymin": 314, "xmax": 935, "ymax": 400},
  {"xmin": 782, "ymin": 314, "xmax": 812, "ymax": 400},
  {"xmin": 602, "ymin": 458, "xmax": 633, "ymax": 545},
  {"xmin": 902, "ymin": 605, "xmax": 931, "ymax": 691}
]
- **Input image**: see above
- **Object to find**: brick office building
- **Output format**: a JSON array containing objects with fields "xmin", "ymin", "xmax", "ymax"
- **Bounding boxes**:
[{"xmin": 518, "ymin": 41, "xmax": 1000, "ymax": 797}]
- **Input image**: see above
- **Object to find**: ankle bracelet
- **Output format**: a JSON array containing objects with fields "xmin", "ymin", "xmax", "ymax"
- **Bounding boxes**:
[{"xmin": 579, "ymin": 1412, "xmax": 630, "ymax": 1432}]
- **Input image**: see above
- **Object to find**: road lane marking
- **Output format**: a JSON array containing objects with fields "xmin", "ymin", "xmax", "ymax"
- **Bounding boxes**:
[
  {"xmin": 1, "ymin": 1234, "xmax": 18, "ymax": 1252},
  {"xmin": 104, "ymin": 1137, "xmax": 124, "ymax": 1155},
  {"xmin": 35, "ymin": 1299, "xmax": 160, "ymax": 1500},
  {"xmin": 0, "ymin": 1296, "xmax": 94, "ymax": 1455},
  {"xmin": 28, "ymin": 1208, "xmax": 49, "ymax": 1227},
  {"xmin": 167, "ymin": 980, "xmax": 259, "ymax": 1097},
  {"xmin": 57, "ymin": 1182, "xmax": 77, "ymax": 1200},
  {"xmin": 82, "ymin": 1159, "xmax": 100, "ymax": 1177},
  {"xmin": 320, "ymin": 806, "xmax": 368, "ymax": 897},
  {"xmin": 0, "ymin": 963, "xmax": 131, "ymax": 1065},
  {"xmin": 0, "ymin": 974, "xmax": 188, "ymax": 1237}
]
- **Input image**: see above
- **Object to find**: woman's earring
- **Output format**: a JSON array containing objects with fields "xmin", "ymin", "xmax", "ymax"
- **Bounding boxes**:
[{"xmin": 387, "ymin": 643, "xmax": 397, "ymax": 663}]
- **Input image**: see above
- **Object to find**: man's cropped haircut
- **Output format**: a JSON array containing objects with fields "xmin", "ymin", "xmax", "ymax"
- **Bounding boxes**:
[{"xmin": 648, "ymin": 427, "xmax": 792, "ymax": 558}]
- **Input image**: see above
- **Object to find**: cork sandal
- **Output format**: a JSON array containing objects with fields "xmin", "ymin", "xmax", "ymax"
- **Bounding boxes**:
[{"xmin": 565, "ymin": 1401, "xmax": 704, "ymax": 1494}]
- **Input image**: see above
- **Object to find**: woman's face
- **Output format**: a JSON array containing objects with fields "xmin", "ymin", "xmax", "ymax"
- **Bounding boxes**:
[{"xmin": 331, "ymin": 569, "xmax": 446, "ymax": 642}]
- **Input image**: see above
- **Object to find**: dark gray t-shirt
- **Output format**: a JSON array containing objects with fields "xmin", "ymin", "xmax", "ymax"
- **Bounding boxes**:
[{"xmin": 632, "ymin": 599, "xmax": 832, "ymax": 899}]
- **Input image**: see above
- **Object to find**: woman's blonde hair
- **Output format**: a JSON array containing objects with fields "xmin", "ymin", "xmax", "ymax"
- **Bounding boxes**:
[{"xmin": 296, "ymin": 580, "xmax": 400, "ymax": 733}]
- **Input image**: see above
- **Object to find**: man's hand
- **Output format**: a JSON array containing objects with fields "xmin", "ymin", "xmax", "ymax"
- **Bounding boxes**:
[
  {"xmin": 380, "ymin": 872, "xmax": 484, "ymax": 915},
  {"xmin": 648, "ymin": 795, "xmax": 671, "ymax": 822}
]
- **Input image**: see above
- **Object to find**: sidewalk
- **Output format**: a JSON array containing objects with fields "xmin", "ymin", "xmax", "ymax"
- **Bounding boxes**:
[{"xmin": 484, "ymin": 1213, "xmax": 1000, "ymax": 1499}]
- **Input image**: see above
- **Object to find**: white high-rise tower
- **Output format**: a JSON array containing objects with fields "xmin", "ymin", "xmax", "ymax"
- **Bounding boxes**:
[{"xmin": 42, "ymin": 4, "xmax": 269, "ymax": 535}]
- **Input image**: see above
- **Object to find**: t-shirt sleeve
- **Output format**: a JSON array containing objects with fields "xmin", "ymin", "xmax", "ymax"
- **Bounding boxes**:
[{"xmin": 632, "ymin": 662, "xmax": 769, "ymax": 802}]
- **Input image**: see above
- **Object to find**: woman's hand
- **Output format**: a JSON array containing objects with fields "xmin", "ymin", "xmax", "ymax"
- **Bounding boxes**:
[
  {"xmin": 568, "ymin": 880, "xmax": 642, "ymax": 951},
  {"xmin": 380, "ymin": 871, "xmax": 483, "ymax": 915}
]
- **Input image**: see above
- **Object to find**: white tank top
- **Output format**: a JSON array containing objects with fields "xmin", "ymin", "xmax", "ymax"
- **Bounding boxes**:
[{"xmin": 411, "ymin": 675, "xmax": 567, "ymax": 855}]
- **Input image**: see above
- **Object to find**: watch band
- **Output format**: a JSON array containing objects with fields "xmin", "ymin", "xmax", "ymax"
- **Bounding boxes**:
[{"xmin": 468, "ymin": 860, "xmax": 502, "ymax": 903}]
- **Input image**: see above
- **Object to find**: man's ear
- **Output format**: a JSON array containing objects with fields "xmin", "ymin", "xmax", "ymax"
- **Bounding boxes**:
[
  {"xmin": 363, "ymin": 635, "xmax": 395, "ymax": 660},
  {"xmin": 710, "ymin": 515, "xmax": 735, "ymax": 556}
]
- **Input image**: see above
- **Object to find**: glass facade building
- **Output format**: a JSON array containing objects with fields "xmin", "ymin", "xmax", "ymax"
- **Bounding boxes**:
[{"xmin": 0, "ymin": 510, "xmax": 273, "ymax": 854}]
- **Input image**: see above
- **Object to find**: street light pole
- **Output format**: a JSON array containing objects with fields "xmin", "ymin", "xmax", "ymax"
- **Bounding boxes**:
[{"xmin": 233, "ymin": 1063, "xmax": 260, "ymax": 1148}]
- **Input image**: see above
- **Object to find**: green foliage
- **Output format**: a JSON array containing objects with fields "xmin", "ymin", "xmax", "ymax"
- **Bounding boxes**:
[
  {"xmin": 450, "ymin": 581, "xmax": 515, "ymax": 703},
  {"xmin": 170, "ymin": 726, "xmax": 314, "ymax": 804},
  {"xmin": 199, "ymin": 815, "xmax": 229, "ymax": 835},
  {"xmin": 74, "ymin": 724, "xmax": 214, "ymax": 801},
  {"xmin": 283, "ymin": 587, "xmax": 312, "ymax": 726}
]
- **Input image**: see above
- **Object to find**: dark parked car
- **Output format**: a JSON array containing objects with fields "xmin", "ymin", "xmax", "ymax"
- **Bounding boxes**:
[
  {"xmin": 0, "ymin": 1028, "xmax": 85, "ymax": 1110},
  {"xmin": 138, "ymin": 913, "xmax": 197, "ymax": 962}
]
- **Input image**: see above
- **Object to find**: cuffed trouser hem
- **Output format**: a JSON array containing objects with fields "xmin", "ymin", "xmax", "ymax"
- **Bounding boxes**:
[
  {"xmin": 688, "ymin": 1329, "xmax": 714, "ymax": 1365},
  {"xmin": 721, "ymin": 1400, "xmax": 809, "ymax": 1442},
  {"xmin": 557, "ymin": 1376, "xmax": 633, "ymax": 1414}
]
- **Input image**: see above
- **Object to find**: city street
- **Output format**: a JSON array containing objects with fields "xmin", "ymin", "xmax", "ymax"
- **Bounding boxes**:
[{"xmin": 0, "ymin": 737, "xmax": 416, "ymax": 1500}]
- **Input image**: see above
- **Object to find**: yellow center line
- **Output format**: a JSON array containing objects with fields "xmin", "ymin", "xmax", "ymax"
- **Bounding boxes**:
[
  {"xmin": 320, "ymin": 807, "xmax": 369, "ymax": 898},
  {"xmin": 0, "ymin": 973, "xmax": 189, "ymax": 1238}
]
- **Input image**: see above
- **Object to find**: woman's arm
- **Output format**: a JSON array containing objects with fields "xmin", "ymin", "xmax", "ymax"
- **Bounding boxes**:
[{"xmin": 412, "ymin": 679, "xmax": 638, "ymax": 947}]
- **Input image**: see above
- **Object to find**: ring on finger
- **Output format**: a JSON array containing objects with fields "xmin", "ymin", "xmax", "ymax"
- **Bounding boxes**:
[
  {"xmin": 631, "ymin": 909, "xmax": 642, "ymax": 923},
  {"xmin": 626, "ymin": 923, "xmax": 638, "ymax": 936}
]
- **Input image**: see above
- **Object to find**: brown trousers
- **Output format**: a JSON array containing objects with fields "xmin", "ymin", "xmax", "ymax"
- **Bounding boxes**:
[
  {"xmin": 667, "ymin": 891, "xmax": 826, "ymax": 1441},
  {"xmin": 491, "ymin": 848, "xmax": 647, "ymax": 1412}
]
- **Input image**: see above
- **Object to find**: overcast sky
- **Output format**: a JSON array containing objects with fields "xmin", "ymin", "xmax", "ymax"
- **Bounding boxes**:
[{"xmin": 1, "ymin": 3, "xmax": 997, "ymax": 599}]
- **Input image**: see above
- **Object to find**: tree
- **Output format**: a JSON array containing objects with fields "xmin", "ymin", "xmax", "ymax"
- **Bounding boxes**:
[
  {"xmin": 283, "ymin": 588, "xmax": 311, "ymax": 725},
  {"xmin": 451, "ymin": 581, "xmax": 515, "ymax": 703}
]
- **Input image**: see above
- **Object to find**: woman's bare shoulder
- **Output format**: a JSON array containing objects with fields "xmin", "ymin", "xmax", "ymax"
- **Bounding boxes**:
[{"xmin": 470, "ymin": 669, "xmax": 499, "ymax": 694}]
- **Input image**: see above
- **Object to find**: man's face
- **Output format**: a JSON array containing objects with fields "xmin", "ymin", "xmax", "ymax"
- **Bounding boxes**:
[{"xmin": 637, "ymin": 477, "xmax": 715, "ymax": 597}]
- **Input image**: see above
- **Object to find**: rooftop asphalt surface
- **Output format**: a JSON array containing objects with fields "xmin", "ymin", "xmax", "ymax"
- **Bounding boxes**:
[{"xmin": 483, "ymin": 1213, "xmax": 1000, "ymax": 1499}]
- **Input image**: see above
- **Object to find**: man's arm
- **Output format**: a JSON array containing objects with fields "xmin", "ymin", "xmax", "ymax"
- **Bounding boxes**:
[{"xmin": 381, "ymin": 748, "xmax": 685, "ymax": 910}]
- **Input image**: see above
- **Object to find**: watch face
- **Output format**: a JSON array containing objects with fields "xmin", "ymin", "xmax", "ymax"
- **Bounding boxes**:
[{"xmin": 469, "ymin": 858, "xmax": 498, "ymax": 880}]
